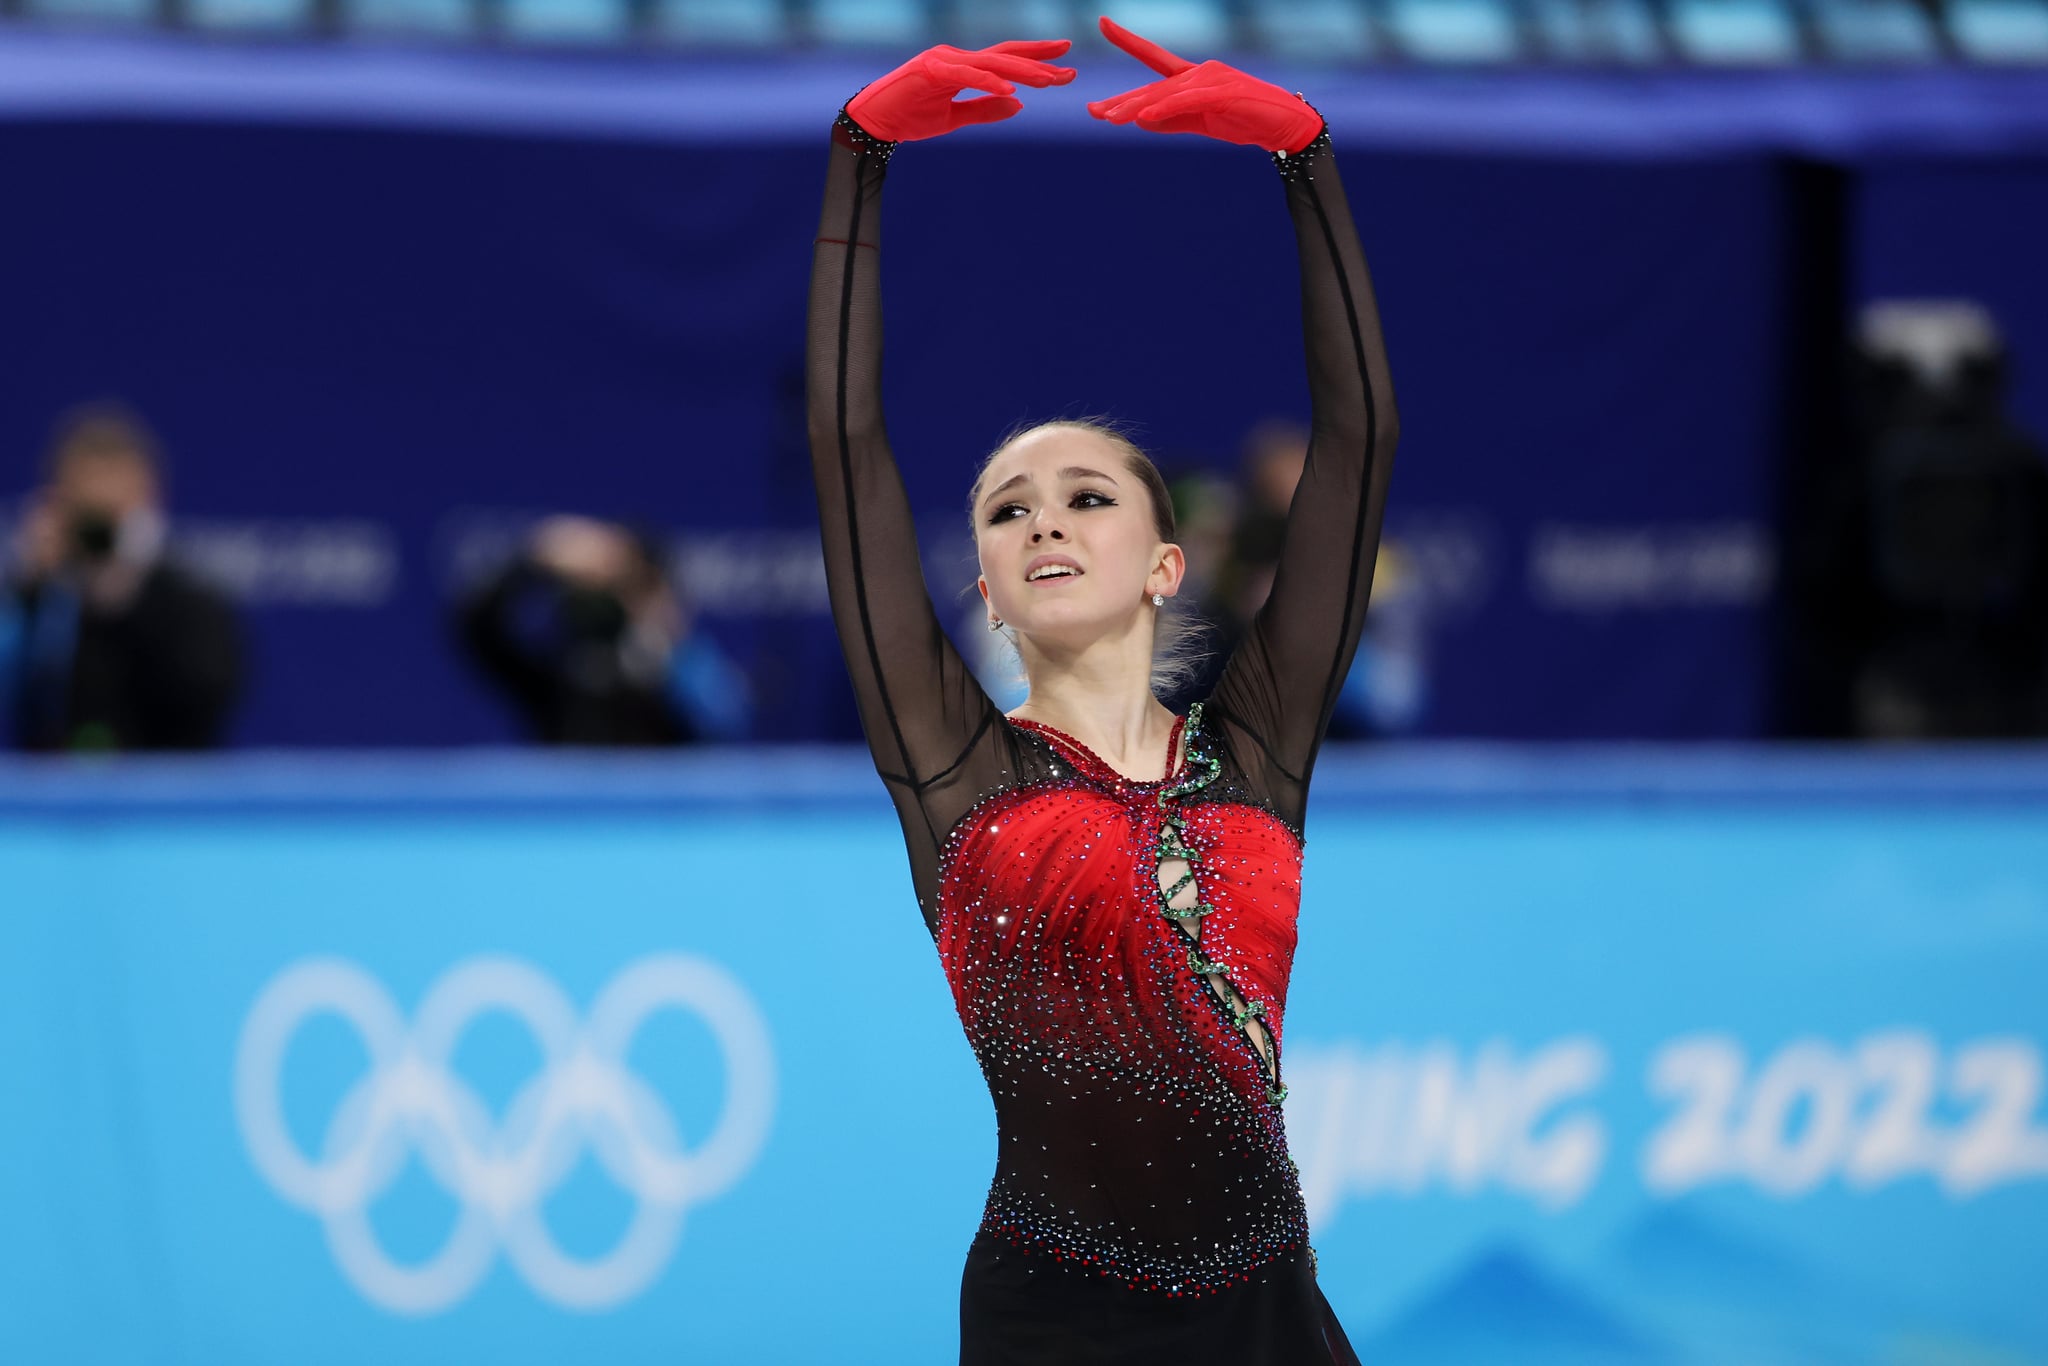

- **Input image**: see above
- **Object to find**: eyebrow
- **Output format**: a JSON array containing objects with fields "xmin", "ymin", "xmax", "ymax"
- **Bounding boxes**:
[{"xmin": 981, "ymin": 466, "xmax": 1122, "ymax": 507}]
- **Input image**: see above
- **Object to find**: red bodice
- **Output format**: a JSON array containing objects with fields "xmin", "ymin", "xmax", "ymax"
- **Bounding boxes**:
[{"xmin": 931, "ymin": 708, "xmax": 1312, "ymax": 1291}]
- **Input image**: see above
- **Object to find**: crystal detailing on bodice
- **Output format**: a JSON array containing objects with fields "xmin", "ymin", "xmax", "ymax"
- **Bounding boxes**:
[
  {"xmin": 1151, "ymin": 704, "xmax": 1288, "ymax": 1104},
  {"xmin": 934, "ymin": 709, "xmax": 1310, "ymax": 1292}
]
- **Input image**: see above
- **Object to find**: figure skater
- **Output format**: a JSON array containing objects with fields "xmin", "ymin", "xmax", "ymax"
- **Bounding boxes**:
[{"xmin": 806, "ymin": 21, "xmax": 1398, "ymax": 1360}]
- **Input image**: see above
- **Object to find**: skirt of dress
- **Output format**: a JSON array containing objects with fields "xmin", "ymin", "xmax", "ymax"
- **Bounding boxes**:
[{"xmin": 957, "ymin": 1232, "xmax": 1362, "ymax": 1366}]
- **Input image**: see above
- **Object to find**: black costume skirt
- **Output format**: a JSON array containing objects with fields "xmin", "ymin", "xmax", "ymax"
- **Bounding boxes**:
[{"xmin": 958, "ymin": 1232, "xmax": 1362, "ymax": 1366}]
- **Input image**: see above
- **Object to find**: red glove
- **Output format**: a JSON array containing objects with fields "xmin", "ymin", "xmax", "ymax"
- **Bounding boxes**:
[
  {"xmin": 846, "ymin": 40, "xmax": 1076, "ymax": 142},
  {"xmin": 1084, "ymin": 17, "xmax": 1323, "ymax": 155}
]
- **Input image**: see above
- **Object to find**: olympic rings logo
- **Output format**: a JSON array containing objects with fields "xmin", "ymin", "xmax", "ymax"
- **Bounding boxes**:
[{"xmin": 233, "ymin": 954, "xmax": 775, "ymax": 1315}]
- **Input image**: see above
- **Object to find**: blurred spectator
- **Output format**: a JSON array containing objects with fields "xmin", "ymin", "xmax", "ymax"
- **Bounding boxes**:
[
  {"xmin": 0, "ymin": 403, "xmax": 243, "ymax": 752},
  {"xmin": 1211, "ymin": 419, "xmax": 1310, "ymax": 636},
  {"xmin": 1793, "ymin": 301, "xmax": 2048, "ymax": 738},
  {"xmin": 1205, "ymin": 419, "xmax": 1430, "ymax": 736},
  {"xmin": 456, "ymin": 515, "xmax": 751, "ymax": 744},
  {"xmin": 1166, "ymin": 464, "xmax": 1239, "ymax": 618}
]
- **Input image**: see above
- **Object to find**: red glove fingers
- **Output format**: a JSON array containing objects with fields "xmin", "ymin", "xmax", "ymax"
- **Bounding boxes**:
[
  {"xmin": 846, "ymin": 40, "xmax": 1076, "ymax": 143},
  {"xmin": 1088, "ymin": 83, "xmax": 1168, "ymax": 122},
  {"xmin": 981, "ymin": 37, "xmax": 1079, "ymax": 59},
  {"xmin": 1082, "ymin": 16, "xmax": 1322, "ymax": 155},
  {"xmin": 920, "ymin": 58, "xmax": 1018, "ymax": 97},
  {"xmin": 1134, "ymin": 76, "xmax": 1316, "ymax": 131},
  {"xmin": 1098, "ymin": 15, "xmax": 1195, "ymax": 76},
  {"xmin": 953, "ymin": 48, "xmax": 1079, "ymax": 85},
  {"xmin": 942, "ymin": 95, "xmax": 1026, "ymax": 128}
]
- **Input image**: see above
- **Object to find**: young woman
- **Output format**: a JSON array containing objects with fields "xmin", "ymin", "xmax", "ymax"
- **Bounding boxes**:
[{"xmin": 806, "ymin": 20, "xmax": 1398, "ymax": 1362}]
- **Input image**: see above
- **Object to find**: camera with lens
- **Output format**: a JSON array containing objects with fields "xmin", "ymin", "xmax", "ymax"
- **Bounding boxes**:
[
  {"xmin": 68, "ymin": 510, "xmax": 121, "ymax": 564},
  {"xmin": 553, "ymin": 580, "xmax": 631, "ymax": 643}
]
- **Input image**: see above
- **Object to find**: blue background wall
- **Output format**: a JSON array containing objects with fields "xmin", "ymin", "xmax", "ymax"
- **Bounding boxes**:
[
  {"xmin": 4, "ymin": 748, "xmax": 2045, "ymax": 1363},
  {"xmin": 6, "ymin": 43, "xmax": 2046, "ymax": 746}
]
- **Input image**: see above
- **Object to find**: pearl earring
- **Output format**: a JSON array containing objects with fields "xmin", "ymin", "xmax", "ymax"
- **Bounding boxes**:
[{"xmin": 1151, "ymin": 594, "xmax": 1165, "ymax": 607}]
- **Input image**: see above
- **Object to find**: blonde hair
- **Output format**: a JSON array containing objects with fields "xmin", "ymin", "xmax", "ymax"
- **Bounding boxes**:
[{"xmin": 971, "ymin": 416, "xmax": 1213, "ymax": 699}]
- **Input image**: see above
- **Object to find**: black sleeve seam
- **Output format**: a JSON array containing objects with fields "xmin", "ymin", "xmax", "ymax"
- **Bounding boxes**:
[{"xmin": 1299, "ymin": 172, "xmax": 1385, "ymax": 740}]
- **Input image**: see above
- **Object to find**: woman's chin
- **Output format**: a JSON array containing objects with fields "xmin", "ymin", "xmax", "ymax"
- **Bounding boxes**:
[{"xmin": 1008, "ymin": 604, "xmax": 1142, "ymax": 654}]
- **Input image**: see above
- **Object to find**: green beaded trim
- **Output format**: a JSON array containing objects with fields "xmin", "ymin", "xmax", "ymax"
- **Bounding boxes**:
[
  {"xmin": 1158, "ymin": 702, "xmax": 1222, "ymax": 804},
  {"xmin": 1151, "ymin": 702, "xmax": 1286, "ymax": 1107}
]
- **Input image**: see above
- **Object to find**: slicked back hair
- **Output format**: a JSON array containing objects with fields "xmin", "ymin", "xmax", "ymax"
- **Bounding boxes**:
[{"xmin": 969, "ymin": 417, "xmax": 1211, "ymax": 700}]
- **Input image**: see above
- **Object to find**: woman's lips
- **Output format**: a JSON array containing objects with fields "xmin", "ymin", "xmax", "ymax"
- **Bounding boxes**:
[{"xmin": 1025, "ymin": 553, "xmax": 1083, "ymax": 583}]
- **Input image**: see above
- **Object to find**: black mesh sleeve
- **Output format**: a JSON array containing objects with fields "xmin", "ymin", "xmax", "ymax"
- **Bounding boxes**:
[
  {"xmin": 1209, "ymin": 132, "xmax": 1402, "ymax": 832},
  {"xmin": 806, "ymin": 127, "xmax": 1016, "ymax": 929}
]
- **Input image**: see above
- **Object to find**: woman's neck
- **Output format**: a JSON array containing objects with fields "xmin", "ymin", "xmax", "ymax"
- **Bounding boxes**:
[{"xmin": 1009, "ymin": 633, "xmax": 1178, "ymax": 781}]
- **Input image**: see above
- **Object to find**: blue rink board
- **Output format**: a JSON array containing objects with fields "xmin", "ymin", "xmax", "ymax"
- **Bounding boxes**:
[{"xmin": 3, "ymin": 746, "xmax": 2047, "ymax": 1365}]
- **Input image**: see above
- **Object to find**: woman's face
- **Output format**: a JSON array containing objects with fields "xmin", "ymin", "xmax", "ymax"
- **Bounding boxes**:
[{"xmin": 973, "ymin": 427, "xmax": 1182, "ymax": 650}]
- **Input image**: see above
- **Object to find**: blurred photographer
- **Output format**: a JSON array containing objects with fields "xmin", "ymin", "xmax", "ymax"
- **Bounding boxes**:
[
  {"xmin": 1793, "ymin": 302, "xmax": 2048, "ymax": 738},
  {"xmin": 455, "ymin": 515, "xmax": 751, "ymax": 745},
  {"xmin": 1, "ymin": 404, "xmax": 244, "ymax": 752}
]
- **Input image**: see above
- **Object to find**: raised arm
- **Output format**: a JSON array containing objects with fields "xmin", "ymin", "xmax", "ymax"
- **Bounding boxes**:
[
  {"xmin": 1219, "ymin": 139, "xmax": 1397, "ymax": 818},
  {"xmin": 805, "ymin": 43, "xmax": 1077, "ymax": 875},
  {"xmin": 1089, "ymin": 19, "xmax": 1399, "ymax": 826}
]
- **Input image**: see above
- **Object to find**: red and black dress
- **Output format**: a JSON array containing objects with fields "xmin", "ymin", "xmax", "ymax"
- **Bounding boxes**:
[{"xmin": 806, "ymin": 114, "xmax": 1398, "ymax": 1365}]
